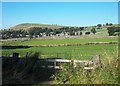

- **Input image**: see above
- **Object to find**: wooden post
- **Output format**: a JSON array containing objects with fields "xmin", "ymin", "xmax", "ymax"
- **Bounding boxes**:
[
  {"xmin": 12, "ymin": 53, "xmax": 19, "ymax": 64},
  {"xmin": 71, "ymin": 60, "xmax": 77, "ymax": 70},
  {"xmin": 45, "ymin": 60, "xmax": 48, "ymax": 69},
  {"xmin": 54, "ymin": 62, "xmax": 56, "ymax": 69},
  {"xmin": 92, "ymin": 54, "xmax": 101, "ymax": 70},
  {"xmin": 85, "ymin": 63, "xmax": 90, "ymax": 77}
]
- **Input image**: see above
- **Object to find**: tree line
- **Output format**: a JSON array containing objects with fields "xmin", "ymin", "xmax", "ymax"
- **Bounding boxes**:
[
  {"xmin": 1, "ymin": 29, "xmax": 28, "ymax": 39},
  {"xmin": 1, "ymin": 27, "xmax": 84, "ymax": 39},
  {"xmin": 1, "ymin": 23, "xmax": 119, "ymax": 39}
]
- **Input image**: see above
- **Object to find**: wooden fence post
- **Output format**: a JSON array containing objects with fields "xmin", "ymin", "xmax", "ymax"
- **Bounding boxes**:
[
  {"xmin": 92, "ymin": 54, "xmax": 101, "ymax": 70},
  {"xmin": 54, "ymin": 62, "xmax": 56, "ymax": 69},
  {"xmin": 71, "ymin": 60, "xmax": 77, "ymax": 70},
  {"xmin": 12, "ymin": 53, "xmax": 19, "ymax": 64},
  {"xmin": 84, "ymin": 62, "xmax": 91, "ymax": 77}
]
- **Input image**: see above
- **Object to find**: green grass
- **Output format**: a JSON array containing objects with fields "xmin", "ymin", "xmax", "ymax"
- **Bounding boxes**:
[
  {"xmin": 51, "ymin": 49, "xmax": 118, "ymax": 84},
  {"xmin": 51, "ymin": 44, "xmax": 119, "ymax": 84},
  {"xmin": 2, "ymin": 36, "xmax": 118, "ymax": 60},
  {"xmin": 2, "ymin": 44, "xmax": 117, "ymax": 60},
  {"xmin": 2, "ymin": 35, "xmax": 118, "ymax": 84},
  {"xmin": 2, "ymin": 44, "xmax": 118, "ymax": 84},
  {"xmin": 3, "ymin": 37, "xmax": 118, "ymax": 46},
  {"xmin": 9, "ymin": 23, "xmax": 66, "ymax": 30}
]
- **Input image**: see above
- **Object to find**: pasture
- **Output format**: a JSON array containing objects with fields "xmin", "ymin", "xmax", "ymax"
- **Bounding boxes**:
[
  {"xmin": 2, "ymin": 36, "xmax": 117, "ymax": 46},
  {"xmin": 2, "ymin": 36, "xmax": 118, "ymax": 60},
  {"xmin": 1, "ymin": 36, "xmax": 118, "ymax": 84}
]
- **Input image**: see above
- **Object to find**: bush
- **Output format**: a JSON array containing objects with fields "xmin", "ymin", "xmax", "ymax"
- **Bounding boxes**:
[
  {"xmin": 91, "ymin": 28, "xmax": 96, "ymax": 34},
  {"xmin": 107, "ymin": 26, "xmax": 120, "ymax": 36},
  {"xmin": 80, "ymin": 32, "xmax": 82, "ymax": 35},
  {"xmin": 97, "ymin": 24, "xmax": 102, "ymax": 27},
  {"xmin": 85, "ymin": 32, "xmax": 90, "ymax": 35},
  {"xmin": 113, "ymin": 32, "xmax": 120, "ymax": 36}
]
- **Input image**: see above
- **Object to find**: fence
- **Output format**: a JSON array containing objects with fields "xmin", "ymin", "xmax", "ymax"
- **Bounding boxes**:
[
  {"xmin": 40, "ymin": 54, "xmax": 101, "ymax": 70},
  {"xmin": 11, "ymin": 53, "xmax": 101, "ymax": 71}
]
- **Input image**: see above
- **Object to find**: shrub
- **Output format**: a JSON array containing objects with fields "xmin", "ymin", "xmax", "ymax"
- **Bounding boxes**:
[
  {"xmin": 80, "ymin": 32, "xmax": 82, "ymax": 35},
  {"xmin": 85, "ymin": 32, "xmax": 90, "ymax": 35},
  {"xmin": 107, "ymin": 26, "xmax": 120, "ymax": 36},
  {"xmin": 97, "ymin": 24, "xmax": 102, "ymax": 27},
  {"xmin": 91, "ymin": 28, "xmax": 96, "ymax": 34}
]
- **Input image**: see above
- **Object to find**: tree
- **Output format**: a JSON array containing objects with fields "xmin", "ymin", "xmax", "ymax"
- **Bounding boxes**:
[
  {"xmin": 28, "ymin": 27, "xmax": 44, "ymax": 37},
  {"xmin": 106, "ymin": 23, "xmax": 109, "ymax": 26},
  {"xmin": 97, "ymin": 24, "xmax": 102, "ymax": 27},
  {"xmin": 91, "ymin": 28, "xmax": 96, "ymax": 34},
  {"xmin": 29, "ymin": 27, "xmax": 35, "ymax": 37},
  {"xmin": 85, "ymin": 32, "xmax": 90, "ymax": 35},
  {"xmin": 80, "ymin": 32, "xmax": 82, "ymax": 35},
  {"xmin": 76, "ymin": 32, "xmax": 79, "ymax": 35},
  {"xmin": 70, "ymin": 31, "xmax": 75, "ymax": 36},
  {"xmin": 46, "ymin": 29, "xmax": 53, "ymax": 36},
  {"xmin": 103, "ymin": 24, "xmax": 105, "ymax": 26},
  {"xmin": 109, "ymin": 23, "xmax": 113, "ymax": 26},
  {"xmin": 107, "ymin": 26, "xmax": 120, "ymax": 36},
  {"xmin": 79, "ymin": 27, "xmax": 84, "ymax": 30}
]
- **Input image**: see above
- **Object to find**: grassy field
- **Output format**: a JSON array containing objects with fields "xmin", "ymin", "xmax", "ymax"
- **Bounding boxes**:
[
  {"xmin": 1, "ymin": 35, "xmax": 118, "ymax": 84},
  {"xmin": 51, "ymin": 50, "xmax": 118, "ymax": 84},
  {"xmin": 2, "ymin": 44, "xmax": 118, "ymax": 60},
  {"xmin": 2, "ymin": 36, "xmax": 118, "ymax": 46}
]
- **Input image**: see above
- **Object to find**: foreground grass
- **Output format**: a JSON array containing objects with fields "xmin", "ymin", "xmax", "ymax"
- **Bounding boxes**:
[
  {"xmin": 2, "ymin": 45, "xmax": 118, "ymax": 84},
  {"xmin": 51, "ymin": 49, "xmax": 118, "ymax": 84},
  {"xmin": 2, "ymin": 36, "xmax": 118, "ymax": 84}
]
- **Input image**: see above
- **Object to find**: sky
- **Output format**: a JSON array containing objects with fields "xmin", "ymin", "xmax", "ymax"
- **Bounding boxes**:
[
  {"xmin": 1, "ymin": 0, "xmax": 120, "ymax": 2},
  {"xmin": 2, "ymin": 2, "xmax": 118, "ymax": 29}
]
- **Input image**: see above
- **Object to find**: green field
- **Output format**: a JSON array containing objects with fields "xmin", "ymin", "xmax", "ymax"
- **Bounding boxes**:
[
  {"xmin": 2, "ymin": 35, "xmax": 118, "ymax": 84},
  {"xmin": 2, "ymin": 36, "xmax": 118, "ymax": 60},
  {"xmin": 2, "ymin": 44, "xmax": 117, "ymax": 59},
  {"xmin": 2, "ymin": 36, "xmax": 118, "ymax": 46}
]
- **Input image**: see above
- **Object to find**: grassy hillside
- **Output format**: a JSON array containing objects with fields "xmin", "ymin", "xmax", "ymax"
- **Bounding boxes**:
[
  {"xmin": 9, "ymin": 23, "xmax": 70, "ymax": 30},
  {"xmin": 7, "ymin": 23, "xmax": 119, "ymax": 38}
]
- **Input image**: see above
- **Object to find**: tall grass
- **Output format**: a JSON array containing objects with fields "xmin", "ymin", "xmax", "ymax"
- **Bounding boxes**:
[
  {"xmin": 51, "ymin": 48, "xmax": 118, "ymax": 84},
  {"xmin": 2, "ymin": 47, "xmax": 118, "ymax": 84}
]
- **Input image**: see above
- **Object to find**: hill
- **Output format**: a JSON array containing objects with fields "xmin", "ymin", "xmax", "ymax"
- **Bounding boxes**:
[
  {"xmin": 9, "ymin": 23, "xmax": 71, "ymax": 30},
  {"xmin": 8, "ymin": 23, "xmax": 119, "ymax": 31}
]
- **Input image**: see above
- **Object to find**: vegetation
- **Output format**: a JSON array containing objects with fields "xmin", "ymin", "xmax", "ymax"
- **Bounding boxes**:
[
  {"xmin": 97, "ymin": 24, "xmax": 102, "ymax": 27},
  {"xmin": 2, "ymin": 37, "xmax": 118, "ymax": 46},
  {"xmin": 1, "ymin": 25, "xmax": 85, "ymax": 39},
  {"xmin": 1, "ymin": 23, "xmax": 119, "ymax": 85},
  {"xmin": 2, "ymin": 52, "xmax": 56, "ymax": 84},
  {"xmin": 2, "ymin": 45, "xmax": 118, "ymax": 84},
  {"xmin": 1, "ymin": 23, "xmax": 119, "ymax": 39},
  {"xmin": 91, "ymin": 28, "xmax": 96, "ymax": 34},
  {"xmin": 107, "ymin": 26, "xmax": 120, "ymax": 36},
  {"xmin": 8, "ymin": 23, "xmax": 64, "ymax": 30},
  {"xmin": 51, "ymin": 49, "xmax": 118, "ymax": 84},
  {"xmin": 1, "ymin": 29, "xmax": 28, "ymax": 39},
  {"xmin": 2, "ymin": 44, "xmax": 117, "ymax": 60}
]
